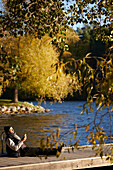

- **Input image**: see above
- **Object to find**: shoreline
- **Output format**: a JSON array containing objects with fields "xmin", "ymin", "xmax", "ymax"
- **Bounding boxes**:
[{"xmin": 0, "ymin": 101, "xmax": 51, "ymax": 115}]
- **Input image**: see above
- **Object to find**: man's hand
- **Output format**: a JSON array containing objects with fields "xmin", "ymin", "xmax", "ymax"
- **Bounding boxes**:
[{"xmin": 21, "ymin": 134, "xmax": 27, "ymax": 142}]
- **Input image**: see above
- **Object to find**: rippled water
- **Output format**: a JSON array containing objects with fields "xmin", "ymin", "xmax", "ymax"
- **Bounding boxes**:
[{"xmin": 0, "ymin": 101, "xmax": 113, "ymax": 152}]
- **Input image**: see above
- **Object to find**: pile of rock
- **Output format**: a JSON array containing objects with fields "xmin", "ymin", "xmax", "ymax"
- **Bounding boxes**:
[{"xmin": 0, "ymin": 102, "xmax": 51, "ymax": 115}]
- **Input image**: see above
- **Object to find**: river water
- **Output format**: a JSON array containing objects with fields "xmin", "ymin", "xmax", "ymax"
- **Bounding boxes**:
[{"xmin": 0, "ymin": 101, "xmax": 113, "ymax": 152}]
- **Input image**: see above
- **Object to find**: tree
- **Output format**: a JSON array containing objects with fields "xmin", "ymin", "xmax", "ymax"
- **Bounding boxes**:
[
  {"xmin": 66, "ymin": 0, "xmax": 112, "ymax": 42},
  {"xmin": 0, "ymin": 0, "xmax": 112, "ymax": 102},
  {"xmin": 19, "ymin": 34, "xmax": 76, "ymax": 101},
  {"xmin": 0, "ymin": 0, "xmax": 67, "ymax": 102},
  {"xmin": 0, "ymin": 0, "xmax": 66, "ymax": 38},
  {"xmin": 0, "ymin": 35, "xmax": 22, "ymax": 102},
  {"xmin": 0, "ymin": 41, "xmax": 22, "ymax": 102},
  {"xmin": 60, "ymin": 0, "xmax": 113, "ymax": 158},
  {"xmin": 54, "ymin": 0, "xmax": 113, "ymax": 157},
  {"xmin": 0, "ymin": 30, "xmax": 79, "ymax": 101}
]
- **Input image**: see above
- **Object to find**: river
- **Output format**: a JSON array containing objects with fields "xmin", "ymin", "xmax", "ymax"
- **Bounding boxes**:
[{"xmin": 0, "ymin": 101, "xmax": 113, "ymax": 152}]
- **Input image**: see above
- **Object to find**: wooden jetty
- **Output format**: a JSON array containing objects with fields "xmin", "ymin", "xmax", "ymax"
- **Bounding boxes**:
[{"xmin": 0, "ymin": 144, "xmax": 113, "ymax": 170}]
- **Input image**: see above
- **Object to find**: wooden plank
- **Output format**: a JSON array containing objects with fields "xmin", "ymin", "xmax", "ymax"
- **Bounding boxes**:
[
  {"xmin": 0, "ymin": 144, "xmax": 113, "ymax": 170},
  {"xmin": 0, "ymin": 156, "xmax": 112, "ymax": 170}
]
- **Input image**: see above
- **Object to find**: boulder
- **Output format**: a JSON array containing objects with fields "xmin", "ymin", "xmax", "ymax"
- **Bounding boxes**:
[
  {"xmin": 16, "ymin": 106, "xmax": 20, "ymax": 110},
  {"xmin": 9, "ymin": 106, "xmax": 17, "ymax": 112},
  {"xmin": 38, "ymin": 106, "xmax": 45, "ymax": 112},
  {"xmin": 20, "ymin": 106, "xmax": 26, "ymax": 111},
  {"xmin": 25, "ymin": 107, "xmax": 32, "ymax": 112},
  {"xmin": 45, "ymin": 109, "xmax": 51, "ymax": 112},
  {"xmin": 6, "ymin": 108, "xmax": 11, "ymax": 113},
  {"xmin": 1, "ymin": 106, "xmax": 7, "ymax": 111},
  {"xmin": 0, "ymin": 107, "xmax": 1, "ymax": 111}
]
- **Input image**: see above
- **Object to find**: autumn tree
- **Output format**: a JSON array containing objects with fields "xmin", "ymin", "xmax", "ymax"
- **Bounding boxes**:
[
  {"xmin": 19, "ymin": 34, "xmax": 77, "ymax": 101},
  {"xmin": 1, "ymin": 0, "xmax": 112, "ymax": 101},
  {"xmin": 0, "ymin": 28, "xmax": 80, "ymax": 101},
  {"xmin": 0, "ymin": 0, "xmax": 67, "ymax": 102}
]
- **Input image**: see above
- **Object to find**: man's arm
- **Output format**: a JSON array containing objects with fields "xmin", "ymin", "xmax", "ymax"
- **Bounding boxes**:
[
  {"xmin": 13, "ymin": 133, "xmax": 21, "ymax": 140},
  {"xmin": 6, "ymin": 138, "xmax": 24, "ymax": 151}
]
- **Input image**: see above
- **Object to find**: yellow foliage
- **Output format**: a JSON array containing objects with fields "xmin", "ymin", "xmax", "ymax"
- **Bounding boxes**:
[
  {"xmin": 19, "ymin": 34, "xmax": 75, "ymax": 100},
  {"xmin": 0, "ymin": 31, "xmax": 77, "ymax": 100}
]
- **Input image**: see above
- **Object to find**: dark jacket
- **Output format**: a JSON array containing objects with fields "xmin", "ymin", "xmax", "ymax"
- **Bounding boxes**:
[{"xmin": 5, "ymin": 133, "xmax": 25, "ymax": 157}]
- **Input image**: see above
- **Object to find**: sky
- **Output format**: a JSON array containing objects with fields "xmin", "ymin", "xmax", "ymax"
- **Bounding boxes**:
[{"xmin": 0, "ymin": 0, "xmax": 3, "ymax": 11}]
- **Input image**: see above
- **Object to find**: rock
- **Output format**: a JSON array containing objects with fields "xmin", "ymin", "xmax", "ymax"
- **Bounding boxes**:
[
  {"xmin": 9, "ymin": 106, "xmax": 17, "ymax": 112},
  {"xmin": 25, "ymin": 107, "xmax": 32, "ymax": 112},
  {"xmin": 20, "ymin": 106, "xmax": 26, "ymax": 111},
  {"xmin": 16, "ymin": 106, "xmax": 20, "ymax": 110},
  {"xmin": 32, "ymin": 107, "xmax": 37, "ymax": 112},
  {"xmin": 6, "ymin": 108, "xmax": 11, "ymax": 113},
  {"xmin": 45, "ymin": 109, "xmax": 51, "ymax": 112},
  {"xmin": 29, "ymin": 102, "xmax": 34, "ymax": 106},
  {"xmin": 38, "ymin": 106, "xmax": 45, "ymax": 112},
  {"xmin": 0, "ymin": 107, "xmax": 5, "ymax": 112},
  {"xmin": 0, "ymin": 103, "xmax": 49, "ymax": 115},
  {"xmin": 1, "ymin": 106, "xmax": 7, "ymax": 111}
]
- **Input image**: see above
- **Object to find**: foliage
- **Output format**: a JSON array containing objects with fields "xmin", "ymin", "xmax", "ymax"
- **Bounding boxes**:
[
  {"xmin": 66, "ymin": 0, "xmax": 112, "ymax": 42},
  {"xmin": 59, "ymin": 45, "xmax": 113, "ymax": 158},
  {"xmin": 0, "ymin": 43, "xmax": 21, "ymax": 96},
  {"xmin": 68, "ymin": 25, "xmax": 112, "ymax": 60},
  {"xmin": 19, "ymin": 34, "xmax": 77, "ymax": 101},
  {"xmin": 0, "ymin": 0, "xmax": 66, "ymax": 38},
  {"xmin": 0, "ymin": 32, "xmax": 79, "ymax": 101},
  {"xmin": 0, "ymin": 0, "xmax": 68, "ymax": 101}
]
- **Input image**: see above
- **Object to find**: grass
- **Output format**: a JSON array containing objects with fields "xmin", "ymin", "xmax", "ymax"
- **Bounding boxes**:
[
  {"xmin": 0, "ymin": 99, "xmax": 12, "ymax": 106},
  {"xmin": 0, "ymin": 99, "xmax": 34, "ymax": 107}
]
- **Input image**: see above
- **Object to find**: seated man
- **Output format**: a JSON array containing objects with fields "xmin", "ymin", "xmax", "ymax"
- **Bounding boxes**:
[{"xmin": 4, "ymin": 126, "xmax": 63, "ymax": 157}]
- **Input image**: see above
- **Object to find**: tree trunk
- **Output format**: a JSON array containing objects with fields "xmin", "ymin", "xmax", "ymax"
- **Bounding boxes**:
[{"xmin": 13, "ymin": 86, "xmax": 18, "ymax": 103}]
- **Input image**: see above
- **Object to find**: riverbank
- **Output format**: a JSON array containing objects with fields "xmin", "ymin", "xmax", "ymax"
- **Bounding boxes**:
[{"xmin": 0, "ymin": 99, "xmax": 51, "ymax": 115}]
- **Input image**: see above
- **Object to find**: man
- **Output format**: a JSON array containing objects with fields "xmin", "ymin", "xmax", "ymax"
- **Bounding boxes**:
[{"xmin": 4, "ymin": 126, "xmax": 63, "ymax": 157}]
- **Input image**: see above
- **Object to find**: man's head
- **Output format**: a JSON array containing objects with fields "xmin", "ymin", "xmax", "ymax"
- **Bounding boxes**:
[{"xmin": 4, "ymin": 126, "xmax": 14, "ymax": 134}]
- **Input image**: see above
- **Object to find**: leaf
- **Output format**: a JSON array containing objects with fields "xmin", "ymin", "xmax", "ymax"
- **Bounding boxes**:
[
  {"xmin": 85, "ymin": 53, "xmax": 91, "ymax": 58},
  {"xmin": 106, "ymin": 156, "xmax": 110, "ymax": 161},
  {"xmin": 74, "ymin": 62, "xmax": 77, "ymax": 69},
  {"xmin": 46, "ymin": 136, "xmax": 50, "ymax": 148},
  {"xmin": 74, "ymin": 131, "xmax": 77, "ymax": 139},
  {"xmin": 56, "ymin": 141, "xmax": 59, "ymax": 149},
  {"xmin": 85, "ymin": 125, "xmax": 90, "ymax": 132},
  {"xmin": 56, "ymin": 128, "xmax": 60, "ymax": 139},
  {"xmin": 50, "ymin": 143, "xmax": 53, "ymax": 150},
  {"xmin": 52, "ymin": 134, "xmax": 55, "ymax": 142},
  {"xmin": 59, "ymin": 64, "xmax": 63, "ymax": 75},
  {"xmin": 97, "ymin": 101, "xmax": 103, "ymax": 110},
  {"xmin": 56, "ymin": 150, "xmax": 60, "ymax": 158}
]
